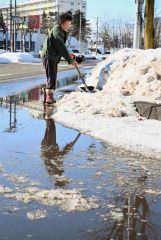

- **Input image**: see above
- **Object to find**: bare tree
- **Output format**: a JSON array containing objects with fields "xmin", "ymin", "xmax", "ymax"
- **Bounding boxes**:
[
  {"xmin": 99, "ymin": 21, "xmax": 112, "ymax": 50},
  {"xmin": 121, "ymin": 22, "xmax": 134, "ymax": 48},
  {"xmin": 153, "ymin": 4, "xmax": 161, "ymax": 48},
  {"xmin": 99, "ymin": 18, "xmax": 134, "ymax": 50}
]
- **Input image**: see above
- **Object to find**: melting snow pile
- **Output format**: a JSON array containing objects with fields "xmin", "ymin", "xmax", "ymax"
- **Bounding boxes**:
[{"xmin": 56, "ymin": 48, "xmax": 161, "ymax": 118}]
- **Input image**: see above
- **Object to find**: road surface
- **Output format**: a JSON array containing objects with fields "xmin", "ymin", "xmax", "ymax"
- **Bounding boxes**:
[{"xmin": 0, "ymin": 60, "xmax": 97, "ymax": 83}]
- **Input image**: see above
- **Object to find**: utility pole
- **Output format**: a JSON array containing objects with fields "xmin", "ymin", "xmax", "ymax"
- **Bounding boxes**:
[
  {"xmin": 10, "ymin": 0, "xmax": 13, "ymax": 52},
  {"xmin": 6, "ymin": 8, "xmax": 9, "ymax": 50},
  {"xmin": 144, "ymin": 0, "xmax": 155, "ymax": 49},
  {"xmin": 133, "ymin": 0, "xmax": 144, "ymax": 49},
  {"xmin": 14, "ymin": 0, "xmax": 17, "ymax": 52},
  {"xmin": 79, "ymin": 3, "xmax": 82, "ymax": 52},
  {"xmin": 96, "ymin": 17, "xmax": 99, "ymax": 55}
]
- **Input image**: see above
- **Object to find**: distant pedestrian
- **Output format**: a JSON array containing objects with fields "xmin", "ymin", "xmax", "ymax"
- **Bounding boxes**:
[{"xmin": 42, "ymin": 12, "xmax": 76, "ymax": 105}]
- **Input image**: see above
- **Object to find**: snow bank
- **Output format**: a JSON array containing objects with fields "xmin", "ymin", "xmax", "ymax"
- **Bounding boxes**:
[
  {"xmin": 0, "ymin": 57, "xmax": 12, "ymax": 64},
  {"xmin": 55, "ymin": 48, "xmax": 161, "ymax": 118},
  {"xmin": 0, "ymin": 50, "xmax": 6, "ymax": 54},
  {"xmin": 86, "ymin": 48, "xmax": 161, "ymax": 117},
  {"xmin": 0, "ymin": 52, "xmax": 41, "ymax": 64},
  {"xmin": 53, "ymin": 48, "xmax": 161, "ymax": 158}
]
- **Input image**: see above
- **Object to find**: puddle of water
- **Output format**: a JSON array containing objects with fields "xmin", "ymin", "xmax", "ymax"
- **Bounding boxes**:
[
  {"xmin": 0, "ymin": 86, "xmax": 161, "ymax": 239},
  {"xmin": 0, "ymin": 77, "xmax": 46, "ymax": 97},
  {"xmin": 0, "ymin": 69, "xmax": 80, "ymax": 98}
]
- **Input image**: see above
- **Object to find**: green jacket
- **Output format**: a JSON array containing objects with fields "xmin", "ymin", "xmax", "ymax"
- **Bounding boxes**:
[{"xmin": 42, "ymin": 24, "xmax": 74, "ymax": 63}]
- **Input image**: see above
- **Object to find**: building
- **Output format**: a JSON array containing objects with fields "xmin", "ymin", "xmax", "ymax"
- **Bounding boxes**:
[
  {"xmin": 0, "ymin": 0, "xmax": 87, "ymax": 52},
  {"xmin": 16, "ymin": 0, "xmax": 86, "ymax": 17}
]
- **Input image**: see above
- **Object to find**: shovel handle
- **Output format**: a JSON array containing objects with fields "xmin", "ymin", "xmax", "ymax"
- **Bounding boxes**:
[{"xmin": 74, "ymin": 63, "xmax": 89, "ymax": 91}]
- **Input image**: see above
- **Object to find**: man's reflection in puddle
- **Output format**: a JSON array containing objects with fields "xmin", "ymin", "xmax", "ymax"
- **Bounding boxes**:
[{"xmin": 41, "ymin": 105, "xmax": 81, "ymax": 187}]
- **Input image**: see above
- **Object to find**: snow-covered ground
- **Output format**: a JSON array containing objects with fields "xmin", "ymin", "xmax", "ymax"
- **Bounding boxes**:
[
  {"xmin": 53, "ymin": 48, "xmax": 161, "ymax": 159},
  {"xmin": 0, "ymin": 52, "xmax": 41, "ymax": 64},
  {"xmin": 0, "ymin": 51, "xmax": 107, "ymax": 63},
  {"xmin": 0, "ymin": 49, "xmax": 6, "ymax": 54}
]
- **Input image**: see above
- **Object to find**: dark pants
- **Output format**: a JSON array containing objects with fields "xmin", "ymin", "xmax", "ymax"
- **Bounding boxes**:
[{"xmin": 42, "ymin": 57, "xmax": 58, "ymax": 90}]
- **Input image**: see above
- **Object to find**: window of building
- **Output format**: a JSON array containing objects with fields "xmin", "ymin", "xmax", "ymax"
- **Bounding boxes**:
[
  {"xmin": 8, "ymin": 41, "xmax": 10, "ymax": 48},
  {"xmin": 71, "ymin": 2, "xmax": 74, "ymax": 6},
  {"xmin": 16, "ymin": 41, "xmax": 20, "ymax": 50},
  {"xmin": 0, "ymin": 41, "xmax": 3, "ymax": 49},
  {"xmin": 24, "ymin": 41, "xmax": 35, "ymax": 51},
  {"xmin": 31, "ymin": 42, "xmax": 35, "ymax": 51},
  {"xmin": 25, "ymin": 41, "xmax": 29, "ymax": 49}
]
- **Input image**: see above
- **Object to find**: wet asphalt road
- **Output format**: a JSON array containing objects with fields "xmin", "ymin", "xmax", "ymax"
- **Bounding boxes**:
[{"xmin": 0, "ymin": 60, "xmax": 98, "ymax": 83}]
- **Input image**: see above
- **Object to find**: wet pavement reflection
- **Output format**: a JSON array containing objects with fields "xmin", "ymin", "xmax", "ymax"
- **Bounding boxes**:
[
  {"xmin": 0, "ymin": 86, "xmax": 161, "ymax": 240},
  {"xmin": 41, "ymin": 105, "xmax": 81, "ymax": 187}
]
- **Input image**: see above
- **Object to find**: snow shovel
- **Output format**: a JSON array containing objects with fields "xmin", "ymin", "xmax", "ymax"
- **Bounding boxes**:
[{"xmin": 74, "ymin": 63, "xmax": 95, "ymax": 92}]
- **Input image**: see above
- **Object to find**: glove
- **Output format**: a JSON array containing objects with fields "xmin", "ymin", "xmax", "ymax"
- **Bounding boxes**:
[{"xmin": 68, "ymin": 53, "xmax": 76, "ymax": 66}]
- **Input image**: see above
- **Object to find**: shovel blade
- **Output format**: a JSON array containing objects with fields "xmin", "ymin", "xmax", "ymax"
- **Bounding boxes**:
[{"xmin": 79, "ymin": 86, "xmax": 95, "ymax": 92}]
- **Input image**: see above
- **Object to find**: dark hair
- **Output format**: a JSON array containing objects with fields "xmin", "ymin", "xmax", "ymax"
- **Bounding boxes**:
[{"xmin": 58, "ymin": 12, "xmax": 73, "ymax": 25}]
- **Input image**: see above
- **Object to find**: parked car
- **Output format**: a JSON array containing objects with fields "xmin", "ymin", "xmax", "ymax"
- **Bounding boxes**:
[
  {"xmin": 69, "ymin": 49, "xmax": 85, "ymax": 64},
  {"xmin": 105, "ymin": 50, "xmax": 111, "ymax": 54}
]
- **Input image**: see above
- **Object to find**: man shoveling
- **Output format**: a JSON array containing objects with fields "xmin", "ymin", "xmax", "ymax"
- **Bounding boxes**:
[{"xmin": 42, "ymin": 12, "xmax": 76, "ymax": 105}]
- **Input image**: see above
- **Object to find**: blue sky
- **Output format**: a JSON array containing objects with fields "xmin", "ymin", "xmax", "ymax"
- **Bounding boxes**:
[
  {"xmin": 1, "ymin": 0, "xmax": 160, "ymax": 22},
  {"xmin": 87, "ymin": 0, "xmax": 136, "ymax": 21},
  {"xmin": 87, "ymin": 0, "xmax": 160, "ymax": 21}
]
